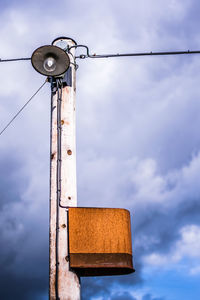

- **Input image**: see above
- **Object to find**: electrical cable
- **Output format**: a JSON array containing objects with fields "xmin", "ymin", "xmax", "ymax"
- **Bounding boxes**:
[
  {"xmin": 0, "ymin": 57, "xmax": 31, "ymax": 62},
  {"xmin": 67, "ymin": 45, "xmax": 200, "ymax": 59},
  {"xmin": 55, "ymin": 78, "xmax": 63, "ymax": 300},
  {"xmin": 86, "ymin": 50, "xmax": 200, "ymax": 59},
  {"xmin": 1, "ymin": 48, "xmax": 200, "ymax": 64},
  {"xmin": 0, "ymin": 79, "xmax": 47, "ymax": 137},
  {"xmin": 54, "ymin": 77, "xmax": 72, "ymax": 299}
]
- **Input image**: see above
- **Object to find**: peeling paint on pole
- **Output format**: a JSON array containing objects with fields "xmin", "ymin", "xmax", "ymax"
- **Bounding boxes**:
[{"xmin": 49, "ymin": 38, "xmax": 80, "ymax": 300}]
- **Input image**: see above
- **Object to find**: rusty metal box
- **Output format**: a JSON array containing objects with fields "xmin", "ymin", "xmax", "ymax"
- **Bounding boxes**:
[{"xmin": 68, "ymin": 207, "xmax": 134, "ymax": 276}]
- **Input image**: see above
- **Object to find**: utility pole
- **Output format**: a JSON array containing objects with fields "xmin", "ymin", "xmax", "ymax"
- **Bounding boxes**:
[
  {"xmin": 49, "ymin": 37, "xmax": 80, "ymax": 300},
  {"xmin": 31, "ymin": 36, "xmax": 134, "ymax": 300}
]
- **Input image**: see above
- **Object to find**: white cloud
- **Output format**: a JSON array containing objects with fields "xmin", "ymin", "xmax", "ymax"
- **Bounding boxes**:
[
  {"xmin": 143, "ymin": 224, "xmax": 200, "ymax": 273},
  {"xmin": 177, "ymin": 225, "xmax": 200, "ymax": 258}
]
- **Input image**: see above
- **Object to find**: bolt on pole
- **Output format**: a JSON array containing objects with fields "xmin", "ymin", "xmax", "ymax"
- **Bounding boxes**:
[{"xmin": 49, "ymin": 38, "xmax": 80, "ymax": 300}]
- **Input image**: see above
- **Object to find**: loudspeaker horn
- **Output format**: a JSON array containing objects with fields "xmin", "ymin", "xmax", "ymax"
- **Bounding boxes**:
[{"xmin": 31, "ymin": 45, "xmax": 70, "ymax": 76}]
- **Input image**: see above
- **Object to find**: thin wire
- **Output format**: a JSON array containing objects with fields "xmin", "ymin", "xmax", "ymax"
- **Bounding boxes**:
[
  {"xmin": 1, "ymin": 48, "xmax": 200, "ymax": 63},
  {"xmin": 54, "ymin": 78, "xmax": 71, "ymax": 299},
  {"xmin": 0, "ymin": 57, "xmax": 31, "ymax": 62},
  {"xmin": 68, "ymin": 45, "xmax": 200, "ymax": 59},
  {"xmin": 87, "ymin": 50, "xmax": 200, "ymax": 59},
  {"xmin": 55, "ymin": 78, "xmax": 63, "ymax": 300},
  {"xmin": 0, "ymin": 79, "xmax": 47, "ymax": 137}
]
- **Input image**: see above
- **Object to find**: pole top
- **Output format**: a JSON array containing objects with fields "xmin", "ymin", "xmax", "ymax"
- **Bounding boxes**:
[{"xmin": 52, "ymin": 37, "xmax": 77, "ymax": 50}]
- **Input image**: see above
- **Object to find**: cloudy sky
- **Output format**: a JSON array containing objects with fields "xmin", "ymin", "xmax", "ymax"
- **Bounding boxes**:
[{"xmin": 0, "ymin": 0, "xmax": 200, "ymax": 299}]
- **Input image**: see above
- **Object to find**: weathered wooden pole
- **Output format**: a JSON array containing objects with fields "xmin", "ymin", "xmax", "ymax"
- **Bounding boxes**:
[
  {"xmin": 31, "ymin": 36, "xmax": 134, "ymax": 300},
  {"xmin": 49, "ymin": 37, "xmax": 80, "ymax": 300}
]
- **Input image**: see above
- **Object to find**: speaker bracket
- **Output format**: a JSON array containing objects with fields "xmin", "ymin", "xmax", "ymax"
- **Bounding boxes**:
[
  {"xmin": 63, "ymin": 67, "xmax": 72, "ymax": 87},
  {"xmin": 48, "ymin": 67, "xmax": 72, "ymax": 88}
]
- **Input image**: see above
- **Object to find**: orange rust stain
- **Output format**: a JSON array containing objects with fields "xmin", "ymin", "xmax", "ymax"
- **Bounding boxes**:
[
  {"xmin": 67, "ymin": 149, "xmax": 72, "ymax": 155},
  {"xmin": 68, "ymin": 208, "xmax": 132, "ymax": 254}
]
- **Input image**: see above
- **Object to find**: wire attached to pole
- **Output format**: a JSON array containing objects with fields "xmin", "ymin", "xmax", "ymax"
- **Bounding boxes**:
[
  {"xmin": 86, "ymin": 49, "xmax": 200, "ymax": 59},
  {"xmin": 0, "ymin": 57, "xmax": 31, "ymax": 62},
  {"xmin": 53, "ymin": 77, "xmax": 64, "ymax": 300},
  {"xmin": 0, "ymin": 79, "xmax": 47, "ymax": 137},
  {"xmin": 1, "ymin": 47, "xmax": 200, "ymax": 64},
  {"xmin": 67, "ymin": 45, "xmax": 200, "ymax": 59}
]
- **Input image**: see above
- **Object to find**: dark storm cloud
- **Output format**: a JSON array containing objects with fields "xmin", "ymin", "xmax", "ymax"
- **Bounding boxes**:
[
  {"xmin": 0, "ymin": 150, "xmax": 27, "ymax": 209},
  {"xmin": 0, "ymin": 271, "xmax": 47, "ymax": 300},
  {"xmin": 132, "ymin": 203, "xmax": 199, "ymax": 262},
  {"xmin": 81, "ymin": 278, "xmax": 110, "ymax": 300},
  {"xmin": 0, "ymin": 150, "xmax": 48, "ymax": 299}
]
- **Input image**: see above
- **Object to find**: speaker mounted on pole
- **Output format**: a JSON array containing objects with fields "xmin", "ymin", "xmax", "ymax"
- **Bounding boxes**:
[{"xmin": 31, "ymin": 45, "xmax": 70, "ymax": 77}]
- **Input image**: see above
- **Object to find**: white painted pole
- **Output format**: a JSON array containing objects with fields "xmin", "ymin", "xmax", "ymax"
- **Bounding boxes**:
[{"xmin": 49, "ymin": 38, "xmax": 80, "ymax": 300}]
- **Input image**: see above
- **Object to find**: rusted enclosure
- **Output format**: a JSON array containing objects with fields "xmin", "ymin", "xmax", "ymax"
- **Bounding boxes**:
[{"xmin": 68, "ymin": 207, "xmax": 135, "ymax": 276}]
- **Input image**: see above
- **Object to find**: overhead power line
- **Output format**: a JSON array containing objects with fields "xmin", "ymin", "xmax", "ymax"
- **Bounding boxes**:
[
  {"xmin": 0, "ymin": 79, "xmax": 47, "ymax": 137},
  {"xmin": 84, "ymin": 49, "xmax": 200, "ymax": 59},
  {"xmin": 0, "ymin": 57, "xmax": 31, "ymax": 62},
  {"xmin": 1, "ymin": 48, "xmax": 200, "ymax": 63},
  {"xmin": 67, "ymin": 45, "xmax": 200, "ymax": 59}
]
